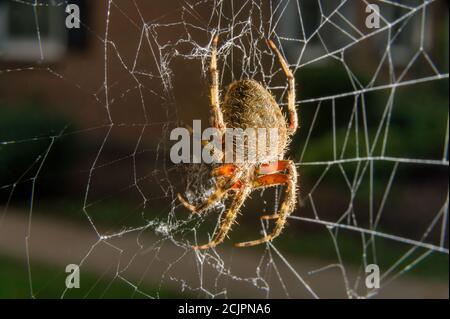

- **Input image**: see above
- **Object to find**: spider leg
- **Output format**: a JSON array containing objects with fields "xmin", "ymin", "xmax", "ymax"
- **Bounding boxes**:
[
  {"xmin": 267, "ymin": 39, "xmax": 298, "ymax": 134},
  {"xmin": 210, "ymin": 33, "xmax": 226, "ymax": 133},
  {"xmin": 212, "ymin": 164, "xmax": 237, "ymax": 177},
  {"xmin": 178, "ymin": 187, "xmax": 228, "ymax": 215},
  {"xmin": 178, "ymin": 169, "xmax": 241, "ymax": 214},
  {"xmin": 251, "ymin": 173, "xmax": 287, "ymax": 220},
  {"xmin": 178, "ymin": 183, "xmax": 229, "ymax": 214},
  {"xmin": 257, "ymin": 160, "xmax": 291, "ymax": 175},
  {"xmin": 194, "ymin": 186, "xmax": 251, "ymax": 250},
  {"xmin": 253, "ymin": 173, "xmax": 290, "ymax": 189},
  {"xmin": 261, "ymin": 214, "xmax": 279, "ymax": 220},
  {"xmin": 235, "ymin": 160, "xmax": 297, "ymax": 247}
]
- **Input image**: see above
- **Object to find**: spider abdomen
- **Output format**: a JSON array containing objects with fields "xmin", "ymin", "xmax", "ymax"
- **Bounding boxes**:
[{"xmin": 221, "ymin": 79, "xmax": 288, "ymax": 162}]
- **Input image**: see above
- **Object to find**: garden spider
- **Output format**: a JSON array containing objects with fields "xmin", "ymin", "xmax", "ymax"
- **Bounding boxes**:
[{"xmin": 178, "ymin": 34, "xmax": 298, "ymax": 249}]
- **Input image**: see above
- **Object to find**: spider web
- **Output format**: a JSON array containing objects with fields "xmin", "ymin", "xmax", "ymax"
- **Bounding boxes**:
[{"xmin": 0, "ymin": 0, "xmax": 448, "ymax": 298}]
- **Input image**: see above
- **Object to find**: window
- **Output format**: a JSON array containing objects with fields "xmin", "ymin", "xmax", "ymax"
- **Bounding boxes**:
[{"xmin": 0, "ymin": 0, "xmax": 87, "ymax": 62}]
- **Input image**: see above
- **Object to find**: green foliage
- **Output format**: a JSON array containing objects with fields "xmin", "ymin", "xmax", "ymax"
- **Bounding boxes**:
[
  {"xmin": 278, "ymin": 231, "xmax": 449, "ymax": 282},
  {"xmin": 386, "ymin": 80, "xmax": 448, "ymax": 160},
  {"xmin": 0, "ymin": 254, "xmax": 182, "ymax": 299},
  {"xmin": 290, "ymin": 65, "xmax": 448, "ymax": 185}
]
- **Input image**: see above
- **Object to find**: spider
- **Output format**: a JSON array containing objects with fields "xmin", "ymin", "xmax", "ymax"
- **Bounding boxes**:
[{"xmin": 178, "ymin": 34, "xmax": 298, "ymax": 250}]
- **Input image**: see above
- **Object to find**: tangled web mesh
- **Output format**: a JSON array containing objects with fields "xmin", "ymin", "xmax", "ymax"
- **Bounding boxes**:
[{"xmin": 0, "ymin": 0, "xmax": 448, "ymax": 298}]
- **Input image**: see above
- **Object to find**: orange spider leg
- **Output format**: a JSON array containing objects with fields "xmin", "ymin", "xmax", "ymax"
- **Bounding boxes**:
[
  {"xmin": 212, "ymin": 164, "xmax": 237, "ymax": 177},
  {"xmin": 236, "ymin": 160, "xmax": 297, "ymax": 247},
  {"xmin": 211, "ymin": 164, "xmax": 244, "ymax": 191},
  {"xmin": 257, "ymin": 160, "xmax": 291, "ymax": 175},
  {"xmin": 231, "ymin": 180, "xmax": 243, "ymax": 190},
  {"xmin": 251, "ymin": 173, "xmax": 288, "ymax": 221},
  {"xmin": 212, "ymin": 164, "xmax": 242, "ymax": 190},
  {"xmin": 253, "ymin": 173, "xmax": 290, "ymax": 188},
  {"xmin": 261, "ymin": 214, "xmax": 279, "ymax": 220}
]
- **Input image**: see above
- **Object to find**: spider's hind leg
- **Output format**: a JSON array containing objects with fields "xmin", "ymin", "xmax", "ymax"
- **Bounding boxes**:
[
  {"xmin": 235, "ymin": 160, "xmax": 297, "ymax": 247},
  {"xmin": 194, "ymin": 186, "xmax": 251, "ymax": 250}
]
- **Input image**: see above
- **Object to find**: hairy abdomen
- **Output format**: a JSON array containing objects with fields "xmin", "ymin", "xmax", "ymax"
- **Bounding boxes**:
[{"xmin": 221, "ymin": 80, "xmax": 288, "ymax": 162}]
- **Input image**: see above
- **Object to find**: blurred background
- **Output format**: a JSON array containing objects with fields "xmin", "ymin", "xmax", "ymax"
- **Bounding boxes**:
[{"xmin": 0, "ymin": 0, "xmax": 448, "ymax": 298}]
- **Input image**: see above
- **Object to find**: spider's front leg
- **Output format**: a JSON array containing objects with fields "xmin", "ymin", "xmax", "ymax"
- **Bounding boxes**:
[
  {"xmin": 235, "ymin": 160, "xmax": 298, "ymax": 247},
  {"xmin": 210, "ymin": 33, "xmax": 226, "ymax": 133},
  {"xmin": 267, "ymin": 39, "xmax": 298, "ymax": 134}
]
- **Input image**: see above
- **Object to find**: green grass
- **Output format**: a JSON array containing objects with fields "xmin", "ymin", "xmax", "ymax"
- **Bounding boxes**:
[
  {"xmin": 278, "ymin": 231, "xmax": 449, "ymax": 282},
  {"xmin": 0, "ymin": 254, "xmax": 184, "ymax": 299}
]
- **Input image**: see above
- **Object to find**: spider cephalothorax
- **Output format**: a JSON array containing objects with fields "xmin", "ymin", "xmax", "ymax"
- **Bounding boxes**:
[{"xmin": 178, "ymin": 34, "xmax": 298, "ymax": 249}]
